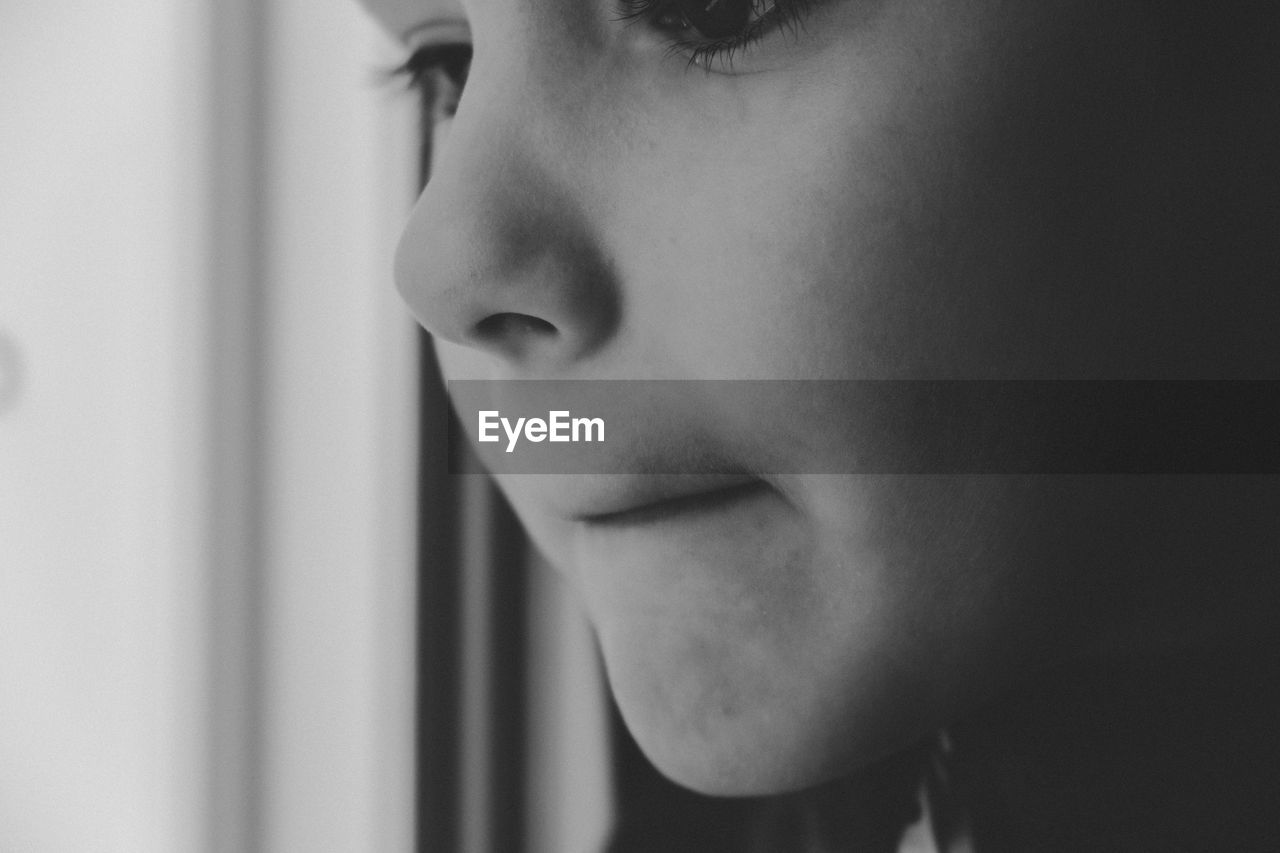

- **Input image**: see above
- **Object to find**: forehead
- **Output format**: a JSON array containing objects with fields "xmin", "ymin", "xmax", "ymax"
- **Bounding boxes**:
[{"xmin": 358, "ymin": 0, "xmax": 466, "ymax": 42}]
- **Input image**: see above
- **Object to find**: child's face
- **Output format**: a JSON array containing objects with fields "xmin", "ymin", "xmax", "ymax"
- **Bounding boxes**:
[{"xmin": 366, "ymin": 0, "xmax": 1276, "ymax": 793}]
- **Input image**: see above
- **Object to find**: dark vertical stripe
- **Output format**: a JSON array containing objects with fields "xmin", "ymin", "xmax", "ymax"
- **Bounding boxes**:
[
  {"xmin": 205, "ymin": 0, "xmax": 269, "ymax": 850},
  {"xmin": 412, "ymin": 72, "xmax": 464, "ymax": 853},
  {"xmin": 416, "ymin": 341, "xmax": 462, "ymax": 853},
  {"xmin": 486, "ymin": 488, "xmax": 528, "ymax": 853}
]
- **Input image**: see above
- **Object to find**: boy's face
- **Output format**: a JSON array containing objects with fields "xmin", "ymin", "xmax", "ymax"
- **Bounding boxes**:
[{"xmin": 367, "ymin": 0, "xmax": 1276, "ymax": 793}]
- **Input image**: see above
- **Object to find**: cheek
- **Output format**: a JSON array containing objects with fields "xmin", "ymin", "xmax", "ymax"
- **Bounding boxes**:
[
  {"xmin": 601, "ymin": 41, "xmax": 1032, "ymax": 378},
  {"xmin": 607, "ymin": 0, "xmax": 1263, "ymax": 382}
]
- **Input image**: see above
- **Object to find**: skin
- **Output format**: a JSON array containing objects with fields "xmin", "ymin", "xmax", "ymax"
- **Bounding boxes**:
[{"xmin": 360, "ymin": 0, "xmax": 1279, "ymax": 796}]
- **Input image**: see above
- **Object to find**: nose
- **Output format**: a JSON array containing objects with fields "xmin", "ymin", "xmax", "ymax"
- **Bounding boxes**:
[{"xmin": 395, "ymin": 85, "xmax": 620, "ymax": 374}]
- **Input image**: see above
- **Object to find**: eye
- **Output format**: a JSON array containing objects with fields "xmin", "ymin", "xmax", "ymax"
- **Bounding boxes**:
[
  {"xmin": 651, "ymin": 0, "xmax": 777, "ymax": 41},
  {"xmin": 617, "ymin": 0, "xmax": 814, "ymax": 69},
  {"xmin": 392, "ymin": 42, "xmax": 472, "ymax": 118}
]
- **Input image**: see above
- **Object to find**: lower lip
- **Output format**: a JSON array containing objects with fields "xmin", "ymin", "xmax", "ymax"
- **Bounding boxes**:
[
  {"xmin": 569, "ymin": 478, "xmax": 798, "ymax": 611},
  {"xmin": 581, "ymin": 480, "xmax": 774, "ymax": 529}
]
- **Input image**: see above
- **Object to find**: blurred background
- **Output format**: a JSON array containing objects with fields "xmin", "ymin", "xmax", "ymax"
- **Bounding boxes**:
[{"xmin": 0, "ymin": 0, "xmax": 613, "ymax": 849}]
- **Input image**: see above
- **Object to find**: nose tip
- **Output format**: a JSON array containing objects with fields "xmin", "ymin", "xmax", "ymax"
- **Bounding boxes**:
[
  {"xmin": 393, "ymin": 118, "xmax": 619, "ymax": 374},
  {"xmin": 396, "ymin": 167, "xmax": 622, "ymax": 371},
  {"xmin": 394, "ymin": 204, "xmax": 620, "ymax": 371}
]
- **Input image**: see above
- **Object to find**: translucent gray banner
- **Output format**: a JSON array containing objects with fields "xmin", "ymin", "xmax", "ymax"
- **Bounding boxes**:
[{"xmin": 443, "ymin": 381, "xmax": 1280, "ymax": 475}]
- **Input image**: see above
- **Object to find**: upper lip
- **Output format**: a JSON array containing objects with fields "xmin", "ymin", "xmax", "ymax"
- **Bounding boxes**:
[{"xmin": 553, "ymin": 474, "xmax": 766, "ymax": 525}]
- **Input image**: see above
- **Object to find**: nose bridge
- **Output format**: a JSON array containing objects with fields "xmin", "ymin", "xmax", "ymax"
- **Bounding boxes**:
[{"xmin": 395, "ymin": 77, "xmax": 619, "ymax": 373}]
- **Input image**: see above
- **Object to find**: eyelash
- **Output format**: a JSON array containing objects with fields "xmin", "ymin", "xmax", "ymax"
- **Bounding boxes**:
[
  {"xmin": 390, "ymin": 0, "xmax": 814, "ymax": 100},
  {"xmin": 614, "ymin": 0, "xmax": 815, "ymax": 70},
  {"xmin": 390, "ymin": 43, "xmax": 472, "ymax": 110}
]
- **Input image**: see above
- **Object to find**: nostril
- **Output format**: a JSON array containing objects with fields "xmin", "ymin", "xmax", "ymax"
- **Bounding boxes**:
[{"xmin": 474, "ymin": 312, "xmax": 558, "ymax": 343}]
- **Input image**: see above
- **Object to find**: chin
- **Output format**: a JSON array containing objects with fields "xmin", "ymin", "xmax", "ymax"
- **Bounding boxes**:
[
  {"xmin": 593, "ymin": 604, "xmax": 925, "ymax": 797},
  {"xmin": 609, "ymin": 676, "xmax": 856, "ymax": 797}
]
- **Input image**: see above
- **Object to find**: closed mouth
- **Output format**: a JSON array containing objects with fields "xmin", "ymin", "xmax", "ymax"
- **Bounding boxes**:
[{"xmin": 577, "ymin": 479, "xmax": 772, "ymax": 528}]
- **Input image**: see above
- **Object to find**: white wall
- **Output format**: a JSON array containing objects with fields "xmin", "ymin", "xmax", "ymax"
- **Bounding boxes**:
[
  {"xmin": 1, "ymin": 1, "xmax": 206, "ymax": 849},
  {"xmin": 0, "ymin": 0, "xmax": 419, "ymax": 849},
  {"xmin": 256, "ymin": 0, "xmax": 420, "ymax": 850}
]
